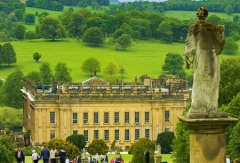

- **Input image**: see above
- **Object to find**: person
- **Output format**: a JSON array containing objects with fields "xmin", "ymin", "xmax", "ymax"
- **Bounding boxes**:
[
  {"xmin": 59, "ymin": 149, "xmax": 67, "ymax": 163},
  {"xmin": 100, "ymin": 154, "xmax": 104, "ymax": 163},
  {"xmin": 41, "ymin": 145, "xmax": 50, "ymax": 163},
  {"xmin": 32, "ymin": 150, "xmax": 41, "ymax": 163},
  {"xmin": 184, "ymin": 7, "xmax": 225, "ymax": 118},
  {"xmin": 226, "ymin": 155, "xmax": 231, "ymax": 163},
  {"xmin": 50, "ymin": 146, "xmax": 58, "ymax": 163},
  {"xmin": 144, "ymin": 150, "xmax": 150, "ymax": 163},
  {"xmin": 66, "ymin": 157, "xmax": 70, "ymax": 163},
  {"xmin": 116, "ymin": 155, "xmax": 124, "ymax": 163},
  {"xmin": 110, "ymin": 157, "xmax": 115, "ymax": 163},
  {"xmin": 15, "ymin": 147, "xmax": 25, "ymax": 163},
  {"xmin": 104, "ymin": 154, "xmax": 108, "ymax": 163},
  {"xmin": 75, "ymin": 155, "xmax": 81, "ymax": 163},
  {"xmin": 87, "ymin": 155, "xmax": 91, "ymax": 163},
  {"xmin": 233, "ymin": 158, "xmax": 239, "ymax": 163}
]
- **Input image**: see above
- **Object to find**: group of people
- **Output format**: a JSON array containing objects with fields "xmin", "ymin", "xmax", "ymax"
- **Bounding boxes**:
[{"xmin": 226, "ymin": 155, "xmax": 239, "ymax": 163}]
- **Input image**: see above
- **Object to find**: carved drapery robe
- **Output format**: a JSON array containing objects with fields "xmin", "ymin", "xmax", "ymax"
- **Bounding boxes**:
[{"xmin": 184, "ymin": 21, "xmax": 225, "ymax": 115}]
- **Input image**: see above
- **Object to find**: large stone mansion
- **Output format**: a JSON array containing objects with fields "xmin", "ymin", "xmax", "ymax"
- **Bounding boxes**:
[{"xmin": 21, "ymin": 76, "xmax": 190, "ymax": 150}]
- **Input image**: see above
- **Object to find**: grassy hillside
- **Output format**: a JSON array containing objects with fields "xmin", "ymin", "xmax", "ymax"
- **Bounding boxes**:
[{"xmin": 0, "ymin": 39, "xmax": 186, "ymax": 82}]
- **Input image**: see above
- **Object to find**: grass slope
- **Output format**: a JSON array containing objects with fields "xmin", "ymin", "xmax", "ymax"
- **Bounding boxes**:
[{"xmin": 0, "ymin": 39, "xmax": 185, "ymax": 82}]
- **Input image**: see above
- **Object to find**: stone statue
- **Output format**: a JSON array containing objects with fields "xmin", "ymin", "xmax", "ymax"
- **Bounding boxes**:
[
  {"xmin": 157, "ymin": 144, "xmax": 161, "ymax": 156},
  {"xmin": 184, "ymin": 7, "xmax": 225, "ymax": 118}
]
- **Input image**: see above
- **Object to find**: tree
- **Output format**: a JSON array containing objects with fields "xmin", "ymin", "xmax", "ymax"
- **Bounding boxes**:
[
  {"xmin": 82, "ymin": 27, "xmax": 104, "ymax": 45},
  {"xmin": 54, "ymin": 62, "xmax": 72, "ymax": 82},
  {"xmin": 38, "ymin": 16, "xmax": 66, "ymax": 41},
  {"xmin": 115, "ymin": 34, "xmax": 131, "ymax": 50},
  {"xmin": 14, "ymin": 9, "xmax": 25, "ymax": 21},
  {"xmin": 25, "ymin": 14, "xmax": 35, "ymax": 24},
  {"xmin": 157, "ymin": 20, "xmax": 173, "ymax": 44},
  {"xmin": 0, "ymin": 136, "xmax": 15, "ymax": 162},
  {"xmin": 110, "ymin": 139, "xmax": 116, "ymax": 152},
  {"xmin": 206, "ymin": 15, "xmax": 222, "ymax": 25},
  {"xmin": 0, "ymin": 68, "xmax": 23, "ymax": 109},
  {"xmin": 66, "ymin": 134, "xmax": 86, "ymax": 151},
  {"xmin": 225, "ymin": 5, "xmax": 234, "ymax": 15},
  {"xmin": 131, "ymin": 138, "xmax": 155, "ymax": 163},
  {"xmin": 156, "ymin": 132, "xmax": 175, "ymax": 154},
  {"xmin": 219, "ymin": 58, "xmax": 240, "ymax": 106},
  {"xmin": 1, "ymin": 42, "xmax": 17, "ymax": 66},
  {"xmin": 14, "ymin": 23, "xmax": 25, "ymax": 40},
  {"xmin": 222, "ymin": 37, "xmax": 238, "ymax": 55},
  {"xmin": 162, "ymin": 53, "xmax": 184, "ymax": 76},
  {"xmin": 26, "ymin": 71, "xmax": 41, "ymax": 83},
  {"xmin": 81, "ymin": 57, "xmax": 101, "ymax": 76},
  {"xmin": 47, "ymin": 138, "xmax": 80, "ymax": 160},
  {"xmin": 33, "ymin": 52, "xmax": 41, "ymax": 62},
  {"xmin": 39, "ymin": 62, "xmax": 53, "ymax": 82},
  {"xmin": 87, "ymin": 139, "xmax": 108, "ymax": 155},
  {"xmin": 68, "ymin": 11, "xmax": 84, "ymax": 40},
  {"xmin": 0, "ymin": 106, "xmax": 23, "ymax": 129},
  {"xmin": 119, "ymin": 64, "xmax": 126, "ymax": 78},
  {"xmin": 25, "ymin": 31, "xmax": 38, "ymax": 41},
  {"xmin": 104, "ymin": 61, "xmax": 118, "ymax": 77}
]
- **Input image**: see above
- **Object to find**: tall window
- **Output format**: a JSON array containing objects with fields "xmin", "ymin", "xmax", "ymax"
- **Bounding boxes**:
[
  {"xmin": 73, "ymin": 130, "xmax": 78, "ymax": 135},
  {"xmin": 84, "ymin": 130, "xmax": 88, "ymax": 142},
  {"xmin": 135, "ymin": 112, "xmax": 139, "ymax": 123},
  {"xmin": 83, "ymin": 112, "xmax": 88, "ymax": 124},
  {"xmin": 145, "ymin": 129, "xmax": 150, "ymax": 139},
  {"xmin": 145, "ymin": 112, "xmax": 150, "ymax": 123},
  {"xmin": 114, "ymin": 112, "xmax": 119, "ymax": 123},
  {"xmin": 94, "ymin": 112, "xmax": 98, "ymax": 124},
  {"xmin": 73, "ymin": 113, "xmax": 78, "ymax": 124},
  {"xmin": 125, "ymin": 129, "xmax": 130, "ymax": 141},
  {"xmin": 104, "ymin": 130, "xmax": 109, "ymax": 141},
  {"xmin": 125, "ymin": 112, "xmax": 129, "ymax": 123},
  {"xmin": 50, "ymin": 112, "xmax": 55, "ymax": 124},
  {"xmin": 165, "ymin": 128, "xmax": 170, "ymax": 132},
  {"xmin": 104, "ymin": 112, "xmax": 109, "ymax": 124},
  {"xmin": 115, "ymin": 130, "xmax": 119, "ymax": 141},
  {"xmin": 94, "ymin": 130, "xmax": 99, "ymax": 139},
  {"xmin": 50, "ymin": 130, "xmax": 55, "ymax": 139},
  {"xmin": 165, "ymin": 110, "xmax": 170, "ymax": 122},
  {"xmin": 135, "ymin": 129, "xmax": 140, "ymax": 140}
]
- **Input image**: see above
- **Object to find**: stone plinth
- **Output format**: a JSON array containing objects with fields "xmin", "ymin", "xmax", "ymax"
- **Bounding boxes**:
[
  {"xmin": 179, "ymin": 116, "xmax": 237, "ymax": 163},
  {"xmin": 155, "ymin": 156, "xmax": 162, "ymax": 163}
]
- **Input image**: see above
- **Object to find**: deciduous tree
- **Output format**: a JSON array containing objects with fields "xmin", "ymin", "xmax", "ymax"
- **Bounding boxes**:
[
  {"xmin": 66, "ymin": 134, "xmax": 86, "ymax": 151},
  {"xmin": 1, "ymin": 42, "xmax": 17, "ymax": 66},
  {"xmin": 0, "ymin": 68, "xmax": 23, "ymax": 108},
  {"xmin": 25, "ymin": 31, "xmax": 38, "ymax": 41},
  {"xmin": 39, "ymin": 62, "xmax": 53, "ymax": 82},
  {"xmin": 81, "ymin": 57, "xmax": 101, "ymax": 76},
  {"xmin": 33, "ymin": 52, "xmax": 41, "ymax": 62},
  {"xmin": 54, "ymin": 62, "xmax": 72, "ymax": 82},
  {"xmin": 0, "ymin": 136, "xmax": 15, "ymax": 162},
  {"xmin": 162, "ymin": 53, "xmax": 184, "ymax": 76},
  {"xmin": 115, "ymin": 34, "xmax": 131, "ymax": 50},
  {"xmin": 82, "ymin": 27, "xmax": 104, "ymax": 45},
  {"xmin": 222, "ymin": 37, "xmax": 238, "ymax": 55},
  {"xmin": 104, "ymin": 60, "xmax": 118, "ymax": 77},
  {"xmin": 156, "ymin": 132, "xmax": 175, "ymax": 154},
  {"xmin": 87, "ymin": 139, "xmax": 108, "ymax": 155},
  {"xmin": 26, "ymin": 71, "xmax": 41, "ymax": 83},
  {"xmin": 0, "ymin": 106, "xmax": 23, "ymax": 129}
]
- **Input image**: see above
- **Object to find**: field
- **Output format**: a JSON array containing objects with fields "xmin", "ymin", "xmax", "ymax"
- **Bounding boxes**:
[
  {"xmin": 0, "ymin": 38, "xmax": 187, "ymax": 82},
  {"xmin": 24, "ymin": 154, "xmax": 173, "ymax": 163}
]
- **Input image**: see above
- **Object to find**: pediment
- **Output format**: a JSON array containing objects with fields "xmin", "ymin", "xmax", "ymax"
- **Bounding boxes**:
[{"xmin": 82, "ymin": 77, "xmax": 109, "ymax": 86}]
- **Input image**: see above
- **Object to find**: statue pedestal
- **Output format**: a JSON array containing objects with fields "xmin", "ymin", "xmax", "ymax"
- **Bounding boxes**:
[
  {"xmin": 155, "ymin": 156, "xmax": 162, "ymax": 163},
  {"xmin": 81, "ymin": 158, "xmax": 88, "ymax": 163},
  {"xmin": 179, "ymin": 116, "xmax": 237, "ymax": 163}
]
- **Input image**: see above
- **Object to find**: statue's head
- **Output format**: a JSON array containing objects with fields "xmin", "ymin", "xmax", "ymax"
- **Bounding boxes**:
[{"xmin": 196, "ymin": 7, "xmax": 208, "ymax": 20}]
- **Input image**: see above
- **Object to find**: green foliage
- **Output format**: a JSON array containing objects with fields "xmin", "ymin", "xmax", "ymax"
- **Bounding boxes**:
[
  {"xmin": 47, "ymin": 138, "xmax": 80, "ymax": 160},
  {"xmin": 104, "ymin": 60, "xmax": 118, "ymax": 77},
  {"xmin": 219, "ymin": 58, "xmax": 240, "ymax": 106},
  {"xmin": 156, "ymin": 132, "xmax": 175, "ymax": 154},
  {"xmin": 0, "ymin": 106, "xmax": 23, "ymax": 129},
  {"xmin": 39, "ymin": 62, "xmax": 53, "ymax": 82},
  {"xmin": 131, "ymin": 138, "xmax": 155, "ymax": 163},
  {"xmin": 223, "ymin": 37, "xmax": 238, "ymax": 55},
  {"xmin": 83, "ymin": 27, "xmax": 104, "ymax": 45},
  {"xmin": 0, "ymin": 136, "xmax": 15, "ymax": 162},
  {"xmin": 225, "ymin": 5, "xmax": 234, "ymax": 15},
  {"xmin": 25, "ymin": 31, "xmax": 38, "ymax": 41},
  {"xmin": 38, "ymin": 16, "xmax": 66, "ymax": 41},
  {"xmin": 87, "ymin": 139, "xmax": 108, "ymax": 155},
  {"xmin": 0, "ymin": 68, "xmax": 23, "ymax": 109},
  {"xmin": 15, "ymin": 23, "xmax": 25, "ymax": 40},
  {"xmin": 1, "ymin": 42, "xmax": 17, "ymax": 66},
  {"xmin": 0, "ymin": 79, "xmax": 3, "ymax": 88},
  {"xmin": 110, "ymin": 139, "xmax": 116, "ymax": 151},
  {"xmin": 66, "ymin": 134, "xmax": 86, "ymax": 151},
  {"xmin": 162, "ymin": 53, "xmax": 184, "ymax": 76},
  {"xmin": 26, "ymin": 71, "xmax": 41, "ymax": 83},
  {"xmin": 25, "ymin": 14, "xmax": 35, "ymax": 24},
  {"xmin": 33, "ymin": 52, "xmax": 42, "ymax": 62},
  {"xmin": 81, "ymin": 57, "xmax": 101, "ymax": 76},
  {"xmin": 22, "ymin": 146, "xmax": 41, "ymax": 156},
  {"xmin": 54, "ymin": 62, "xmax": 72, "ymax": 82},
  {"xmin": 115, "ymin": 34, "xmax": 131, "ymax": 50}
]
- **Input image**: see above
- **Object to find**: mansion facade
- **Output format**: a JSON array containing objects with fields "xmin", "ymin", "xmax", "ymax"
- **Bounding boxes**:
[{"xmin": 21, "ymin": 76, "xmax": 190, "ymax": 150}]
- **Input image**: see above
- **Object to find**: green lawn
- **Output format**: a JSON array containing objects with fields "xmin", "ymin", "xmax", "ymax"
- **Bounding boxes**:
[
  {"xmin": 24, "ymin": 154, "xmax": 173, "ymax": 163},
  {"xmin": 0, "ymin": 38, "xmax": 186, "ymax": 82}
]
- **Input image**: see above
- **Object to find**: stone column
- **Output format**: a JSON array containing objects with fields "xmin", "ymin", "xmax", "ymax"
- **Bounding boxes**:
[{"xmin": 179, "ymin": 116, "xmax": 237, "ymax": 163}]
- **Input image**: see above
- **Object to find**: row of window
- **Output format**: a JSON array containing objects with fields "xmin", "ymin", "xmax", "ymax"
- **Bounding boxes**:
[
  {"xmin": 50, "ymin": 111, "xmax": 170, "ymax": 124},
  {"xmin": 50, "ymin": 129, "xmax": 150, "ymax": 142}
]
